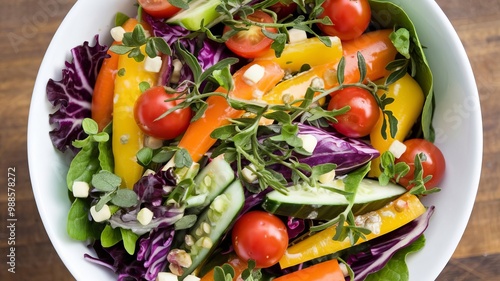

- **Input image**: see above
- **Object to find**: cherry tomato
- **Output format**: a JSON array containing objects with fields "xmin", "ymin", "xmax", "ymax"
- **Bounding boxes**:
[
  {"xmin": 317, "ymin": 0, "xmax": 371, "ymax": 41},
  {"xmin": 223, "ymin": 11, "xmax": 277, "ymax": 58},
  {"xmin": 137, "ymin": 0, "xmax": 181, "ymax": 19},
  {"xmin": 231, "ymin": 211, "xmax": 288, "ymax": 268},
  {"xmin": 395, "ymin": 139, "xmax": 446, "ymax": 190},
  {"xmin": 134, "ymin": 86, "xmax": 192, "ymax": 140},
  {"xmin": 327, "ymin": 87, "xmax": 380, "ymax": 138}
]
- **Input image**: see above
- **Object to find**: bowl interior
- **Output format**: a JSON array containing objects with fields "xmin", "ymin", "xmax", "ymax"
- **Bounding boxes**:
[{"xmin": 27, "ymin": 0, "xmax": 482, "ymax": 280}]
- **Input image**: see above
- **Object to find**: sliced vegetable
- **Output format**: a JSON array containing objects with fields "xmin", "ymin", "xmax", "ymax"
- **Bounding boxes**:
[
  {"xmin": 262, "ymin": 178, "xmax": 406, "ymax": 220},
  {"xmin": 186, "ymin": 157, "xmax": 236, "ymax": 212},
  {"xmin": 223, "ymin": 11, "xmax": 277, "ymax": 59},
  {"xmin": 279, "ymin": 192, "xmax": 426, "ymax": 268},
  {"xmin": 273, "ymin": 259, "xmax": 345, "ymax": 281},
  {"xmin": 255, "ymin": 36, "xmax": 343, "ymax": 72},
  {"xmin": 347, "ymin": 207, "xmax": 434, "ymax": 281},
  {"xmin": 92, "ymin": 18, "xmax": 138, "ymax": 132},
  {"xmin": 261, "ymin": 29, "xmax": 397, "ymax": 105},
  {"xmin": 138, "ymin": 0, "xmax": 182, "ymax": 19},
  {"xmin": 178, "ymin": 180, "xmax": 245, "ymax": 278},
  {"xmin": 113, "ymin": 27, "xmax": 159, "ymax": 188},
  {"xmin": 177, "ymin": 61, "xmax": 285, "ymax": 162},
  {"xmin": 369, "ymin": 74, "xmax": 425, "ymax": 177},
  {"xmin": 166, "ymin": 0, "xmax": 222, "ymax": 31},
  {"xmin": 340, "ymin": 29, "xmax": 398, "ymax": 84}
]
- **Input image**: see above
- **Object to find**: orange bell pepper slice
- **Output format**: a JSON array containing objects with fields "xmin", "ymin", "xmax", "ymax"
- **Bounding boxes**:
[{"xmin": 177, "ymin": 60, "xmax": 285, "ymax": 162}]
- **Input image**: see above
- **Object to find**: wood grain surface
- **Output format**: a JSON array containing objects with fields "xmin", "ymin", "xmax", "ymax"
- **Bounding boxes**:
[{"xmin": 0, "ymin": 0, "xmax": 498, "ymax": 280}]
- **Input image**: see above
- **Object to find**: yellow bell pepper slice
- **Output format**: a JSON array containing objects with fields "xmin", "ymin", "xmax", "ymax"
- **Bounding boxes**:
[
  {"xmin": 279, "ymin": 192, "xmax": 426, "ymax": 268},
  {"xmin": 112, "ymin": 45, "xmax": 158, "ymax": 189},
  {"xmin": 255, "ymin": 36, "xmax": 342, "ymax": 72},
  {"xmin": 369, "ymin": 73, "xmax": 425, "ymax": 177}
]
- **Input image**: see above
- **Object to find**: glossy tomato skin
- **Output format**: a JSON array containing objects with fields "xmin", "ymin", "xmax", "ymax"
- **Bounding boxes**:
[
  {"xmin": 317, "ymin": 0, "xmax": 371, "ymax": 41},
  {"xmin": 395, "ymin": 139, "xmax": 446, "ymax": 190},
  {"xmin": 223, "ymin": 11, "xmax": 277, "ymax": 58},
  {"xmin": 138, "ymin": 0, "xmax": 181, "ymax": 19},
  {"xmin": 327, "ymin": 87, "xmax": 380, "ymax": 138},
  {"xmin": 231, "ymin": 211, "xmax": 288, "ymax": 268},
  {"xmin": 134, "ymin": 86, "xmax": 192, "ymax": 140}
]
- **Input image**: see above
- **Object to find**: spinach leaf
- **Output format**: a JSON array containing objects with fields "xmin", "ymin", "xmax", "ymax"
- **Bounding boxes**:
[
  {"xmin": 365, "ymin": 235, "xmax": 426, "ymax": 281},
  {"xmin": 67, "ymin": 198, "xmax": 101, "ymax": 241},
  {"xmin": 66, "ymin": 143, "xmax": 100, "ymax": 191},
  {"xmin": 369, "ymin": 0, "xmax": 435, "ymax": 141}
]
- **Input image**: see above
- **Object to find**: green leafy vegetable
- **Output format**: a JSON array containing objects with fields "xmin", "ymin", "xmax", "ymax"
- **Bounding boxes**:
[
  {"xmin": 365, "ymin": 235, "xmax": 426, "ymax": 281},
  {"xmin": 369, "ymin": 0, "xmax": 435, "ymax": 141}
]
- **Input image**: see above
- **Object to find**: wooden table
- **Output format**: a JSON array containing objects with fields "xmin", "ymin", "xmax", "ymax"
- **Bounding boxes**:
[{"xmin": 0, "ymin": 0, "xmax": 498, "ymax": 280}]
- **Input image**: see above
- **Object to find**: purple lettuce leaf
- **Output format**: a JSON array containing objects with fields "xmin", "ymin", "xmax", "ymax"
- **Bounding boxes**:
[
  {"xmin": 47, "ymin": 35, "xmax": 108, "ymax": 153},
  {"xmin": 346, "ymin": 206, "xmax": 435, "ymax": 280}
]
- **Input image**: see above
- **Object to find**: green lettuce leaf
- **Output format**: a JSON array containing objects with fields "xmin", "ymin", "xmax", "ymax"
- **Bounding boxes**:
[{"xmin": 365, "ymin": 235, "xmax": 426, "ymax": 281}]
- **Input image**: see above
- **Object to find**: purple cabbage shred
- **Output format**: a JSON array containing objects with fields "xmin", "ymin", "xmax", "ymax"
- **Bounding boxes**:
[{"xmin": 47, "ymin": 35, "xmax": 108, "ymax": 153}]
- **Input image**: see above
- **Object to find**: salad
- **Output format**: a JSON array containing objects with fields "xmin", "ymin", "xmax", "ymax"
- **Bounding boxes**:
[{"xmin": 46, "ymin": 0, "xmax": 447, "ymax": 280}]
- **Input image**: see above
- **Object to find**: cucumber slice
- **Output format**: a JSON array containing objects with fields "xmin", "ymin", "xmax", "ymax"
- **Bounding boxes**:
[
  {"xmin": 185, "ymin": 157, "xmax": 235, "ymax": 213},
  {"xmin": 262, "ymin": 179, "xmax": 406, "ymax": 220},
  {"xmin": 166, "ymin": 0, "xmax": 222, "ymax": 31},
  {"xmin": 180, "ymin": 180, "xmax": 245, "ymax": 279}
]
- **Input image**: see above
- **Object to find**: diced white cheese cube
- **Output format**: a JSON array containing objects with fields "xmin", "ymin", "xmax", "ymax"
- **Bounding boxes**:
[
  {"xmin": 388, "ymin": 139, "xmax": 407, "ymax": 158},
  {"xmin": 72, "ymin": 181, "xmax": 90, "ymax": 198},
  {"xmin": 110, "ymin": 26, "xmax": 126, "ymax": 42},
  {"xmin": 288, "ymin": 28, "xmax": 308, "ymax": 43},
  {"xmin": 329, "ymin": 36, "xmax": 341, "ymax": 46},
  {"xmin": 137, "ymin": 207, "xmax": 154, "ymax": 226},
  {"xmin": 144, "ymin": 56, "xmax": 163, "ymax": 73},
  {"xmin": 243, "ymin": 64, "xmax": 265, "ymax": 85},
  {"xmin": 184, "ymin": 275, "xmax": 201, "ymax": 281},
  {"xmin": 90, "ymin": 204, "xmax": 111, "ymax": 223},
  {"xmin": 155, "ymin": 272, "xmax": 179, "ymax": 281},
  {"xmin": 241, "ymin": 164, "xmax": 258, "ymax": 183},
  {"xmin": 298, "ymin": 134, "xmax": 318, "ymax": 154},
  {"xmin": 143, "ymin": 169, "xmax": 156, "ymax": 177},
  {"xmin": 319, "ymin": 169, "xmax": 336, "ymax": 184},
  {"xmin": 145, "ymin": 135, "xmax": 164, "ymax": 149},
  {"xmin": 170, "ymin": 59, "xmax": 183, "ymax": 84}
]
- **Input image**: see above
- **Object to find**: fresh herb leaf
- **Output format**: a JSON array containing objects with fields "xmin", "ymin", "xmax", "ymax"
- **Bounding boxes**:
[
  {"xmin": 92, "ymin": 170, "xmax": 122, "ymax": 192},
  {"xmin": 111, "ymin": 189, "xmax": 139, "ymax": 208},
  {"xmin": 174, "ymin": 214, "xmax": 198, "ymax": 230}
]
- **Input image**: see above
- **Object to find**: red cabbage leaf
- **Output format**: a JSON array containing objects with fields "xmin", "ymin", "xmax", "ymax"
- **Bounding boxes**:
[{"xmin": 47, "ymin": 36, "xmax": 108, "ymax": 153}]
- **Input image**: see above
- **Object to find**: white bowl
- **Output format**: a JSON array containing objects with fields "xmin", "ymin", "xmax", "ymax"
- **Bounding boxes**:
[{"xmin": 27, "ymin": 0, "xmax": 482, "ymax": 280}]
